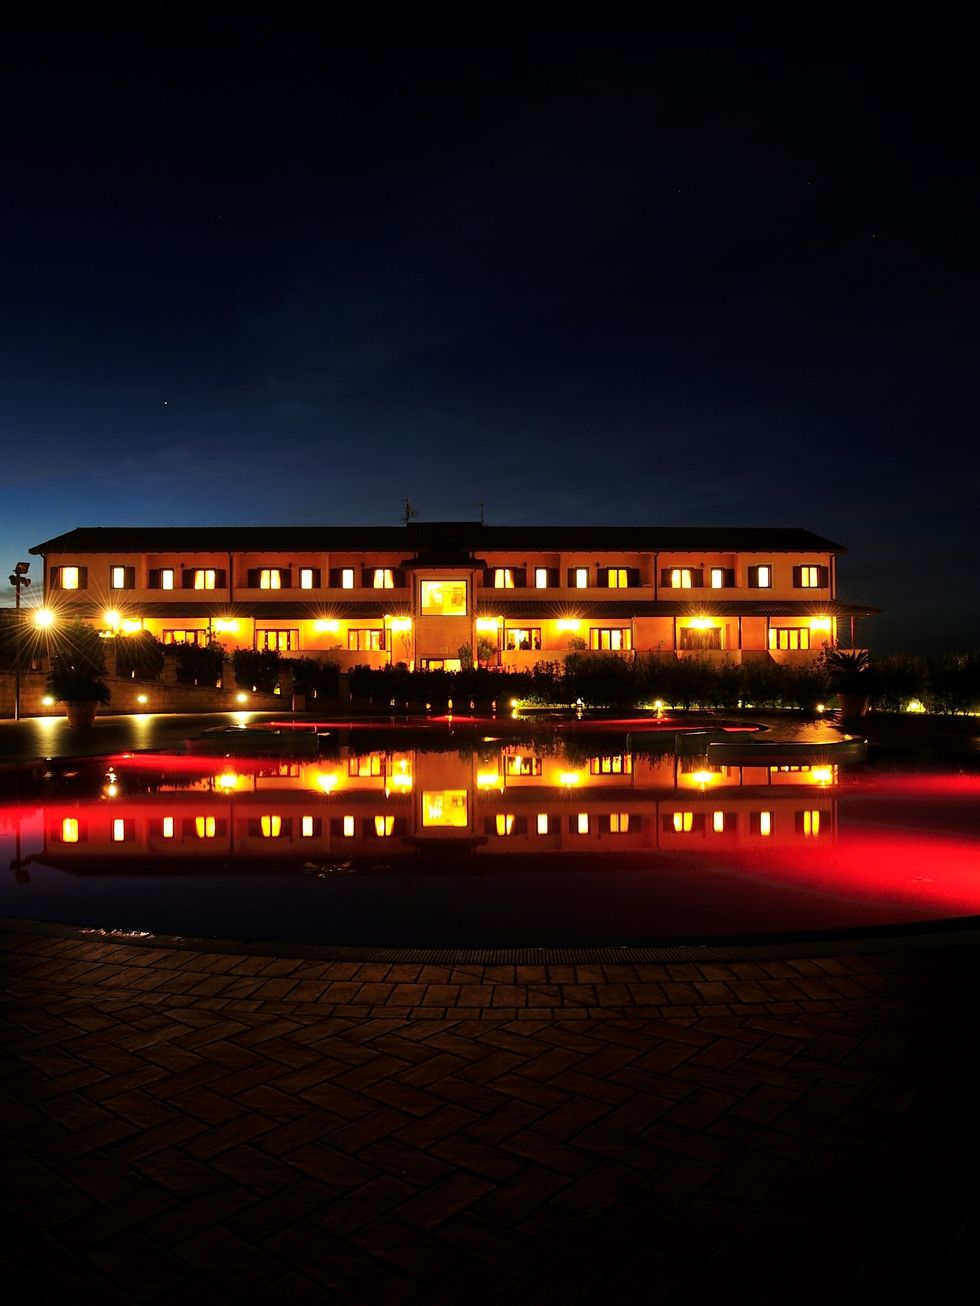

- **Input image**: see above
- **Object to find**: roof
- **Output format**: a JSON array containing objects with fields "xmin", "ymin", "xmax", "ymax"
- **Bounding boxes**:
[{"xmin": 30, "ymin": 522, "xmax": 848, "ymax": 555}]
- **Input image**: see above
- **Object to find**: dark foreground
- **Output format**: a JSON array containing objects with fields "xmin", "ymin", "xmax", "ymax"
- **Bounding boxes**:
[{"xmin": 3, "ymin": 924, "xmax": 979, "ymax": 1303}]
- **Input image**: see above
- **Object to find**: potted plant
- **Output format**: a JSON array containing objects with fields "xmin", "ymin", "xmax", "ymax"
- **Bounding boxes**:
[
  {"xmin": 47, "ymin": 621, "xmax": 111, "ymax": 726},
  {"xmin": 822, "ymin": 648, "xmax": 872, "ymax": 719}
]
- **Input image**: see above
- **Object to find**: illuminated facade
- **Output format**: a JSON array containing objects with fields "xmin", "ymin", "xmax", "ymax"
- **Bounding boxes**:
[{"xmin": 29, "ymin": 522, "xmax": 873, "ymax": 668}]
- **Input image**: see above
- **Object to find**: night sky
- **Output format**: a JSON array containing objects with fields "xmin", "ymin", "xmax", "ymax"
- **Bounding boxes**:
[{"xmin": 1, "ymin": 14, "xmax": 976, "ymax": 651}]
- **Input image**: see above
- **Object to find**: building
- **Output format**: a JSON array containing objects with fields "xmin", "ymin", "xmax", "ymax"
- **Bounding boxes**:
[{"xmin": 29, "ymin": 522, "xmax": 874, "ymax": 669}]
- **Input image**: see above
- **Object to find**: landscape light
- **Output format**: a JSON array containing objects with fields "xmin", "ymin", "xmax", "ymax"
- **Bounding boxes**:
[{"xmin": 34, "ymin": 608, "xmax": 55, "ymax": 628}]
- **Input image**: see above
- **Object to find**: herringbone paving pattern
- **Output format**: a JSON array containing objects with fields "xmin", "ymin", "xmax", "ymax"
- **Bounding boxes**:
[{"xmin": 3, "ymin": 928, "xmax": 979, "ymax": 1302}]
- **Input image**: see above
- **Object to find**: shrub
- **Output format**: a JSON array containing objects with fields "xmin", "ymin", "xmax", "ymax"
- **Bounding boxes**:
[
  {"xmin": 170, "ymin": 639, "xmax": 226, "ymax": 686},
  {"xmin": 115, "ymin": 631, "xmax": 165, "ymax": 681},
  {"xmin": 232, "ymin": 648, "xmax": 282, "ymax": 693}
]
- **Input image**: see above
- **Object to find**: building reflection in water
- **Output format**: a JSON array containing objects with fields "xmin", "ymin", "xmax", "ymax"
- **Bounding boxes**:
[{"xmin": 16, "ymin": 745, "xmax": 840, "ymax": 871}]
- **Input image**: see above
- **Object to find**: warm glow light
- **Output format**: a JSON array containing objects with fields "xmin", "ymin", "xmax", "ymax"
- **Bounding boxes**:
[
  {"xmin": 214, "ymin": 619, "xmax": 239, "ymax": 633},
  {"xmin": 121, "ymin": 619, "xmax": 143, "ymax": 634},
  {"xmin": 691, "ymin": 770, "xmax": 716, "ymax": 785},
  {"xmin": 556, "ymin": 619, "xmax": 581, "ymax": 631},
  {"xmin": 236, "ymin": 693, "xmax": 248, "ymax": 704},
  {"xmin": 195, "ymin": 816, "xmax": 217, "ymax": 839},
  {"xmin": 42, "ymin": 695, "xmax": 55, "ymax": 707},
  {"xmin": 217, "ymin": 772, "xmax": 239, "ymax": 790},
  {"xmin": 802, "ymin": 810, "xmax": 821, "ymax": 836},
  {"xmin": 816, "ymin": 703, "xmax": 825, "ymax": 714},
  {"xmin": 536, "ymin": 813, "xmax": 549, "ymax": 835},
  {"xmin": 105, "ymin": 783, "xmax": 118, "ymax": 798},
  {"xmin": 260, "ymin": 815, "xmax": 282, "ymax": 838},
  {"xmin": 389, "ymin": 617, "xmax": 412, "ymax": 632},
  {"xmin": 34, "ymin": 608, "xmax": 55, "ymax": 629},
  {"xmin": 136, "ymin": 694, "xmax": 148, "ymax": 706},
  {"xmin": 673, "ymin": 812, "xmax": 694, "ymax": 832},
  {"xmin": 759, "ymin": 811, "xmax": 772, "ymax": 836},
  {"xmin": 712, "ymin": 811, "xmax": 725, "ymax": 833},
  {"xmin": 315, "ymin": 772, "xmax": 338, "ymax": 792},
  {"xmin": 342, "ymin": 815, "xmax": 355, "ymax": 837},
  {"xmin": 576, "ymin": 812, "xmax": 589, "ymax": 834},
  {"xmin": 301, "ymin": 815, "xmax": 315, "ymax": 837},
  {"xmin": 496, "ymin": 813, "xmax": 515, "ymax": 835},
  {"xmin": 112, "ymin": 818, "xmax": 126, "ymax": 842},
  {"xmin": 374, "ymin": 815, "xmax": 395, "ymax": 837},
  {"xmin": 103, "ymin": 609, "xmax": 121, "ymax": 629},
  {"xmin": 477, "ymin": 770, "xmax": 503, "ymax": 789},
  {"xmin": 810, "ymin": 617, "xmax": 832, "ymax": 631},
  {"xmin": 476, "ymin": 617, "xmax": 501, "ymax": 632},
  {"xmin": 315, "ymin": 619, "xmax": 340, "ymax": 633},
  {"xmin": 812, "ymin": 767, "xmax": 834, "ymax": 785},
  {"xmin": 389, "ymin": 771, "xmax": 413, "ymax": 790},
  {"xmin": 162, "ymin": 816, "xmax": 174, "ymax": 839},
  {"xmin": 907, "ymin": 699, "xmax": 926, "ymax": 714},
  {"xmin": 61, "ymin": 818, "xmax": 79, "ymax": 843},
  {"xmin": 559, "ymin": 771, "xmax": 582, "ymax": 787},
  {"xmin": 689, "ymin": 617, "xmax": 714, "ymax": 630}
]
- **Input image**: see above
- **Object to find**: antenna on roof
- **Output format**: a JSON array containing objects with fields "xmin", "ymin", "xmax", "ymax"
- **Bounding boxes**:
[
  {"xmin": 469, "ymin": 502, "xmax": 485, "ymax": 525},
  {"xmin": 403, "ymin": 499, "xmax": 418, "ymax": 526}
]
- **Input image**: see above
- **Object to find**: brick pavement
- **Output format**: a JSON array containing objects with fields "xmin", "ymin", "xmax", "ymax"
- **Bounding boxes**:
[{"xmin": 3, "ymin": 926, "xmax": 979, "ymax": 1303}]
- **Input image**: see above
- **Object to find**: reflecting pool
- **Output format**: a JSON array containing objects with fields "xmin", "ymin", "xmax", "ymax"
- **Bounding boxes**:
[{"xmin": 2, "ymin": 736, "xmax": 979, "ymax": 946}]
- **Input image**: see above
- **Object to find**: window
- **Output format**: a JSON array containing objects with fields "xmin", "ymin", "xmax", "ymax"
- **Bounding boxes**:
[
  {"xmin": 504, "ymin": 627, "xmax": 541, "ymax": 651},
  {"xmin": 61, "ymin": 817, "xmax": 79, "ymax": 843},
  {"xmin": 750, "ymin": 811, "xmax": 773, "ymax": 836},
  {"xmin": 195, "ymin": 816, "xmax": 217, "ymax": 839},
  {"xmin": 149, "ymin": 568, "xmax": 174, "ymax": 590},
  {"xmin": 57, "ymin": 566, "xmax": 84, "ymax": 590},
  {"xmin": 605, "ymin": 569, "xmax": 627, "ymax": 588},
  {"xmin": 665, "ymin": 811, "xmax": 707, "ymax": 834},
  {"xmin": 504, "ymin": 754, "xmax": 542, "ymax": 776},
  {"xmin": 259, "ymin": 569, "xmax": 282, "ymax": 589},
  {"xmin": 419, "ymin": 657, "xmax": 462, "ymax": 671},
  {"xmin": 589, "ymin": 627, "xmax": 631, "ymax": 650},
  {"xmin": 590, "ymin": 755, "xmax": 633, "ymax": 774},
  {"xmin": 769, "ymin": 628, "xmax": 811, "ymax": 651},
  {"xmin": 536, "ymin": 813, "xmax": 549, "ymax": 835},
  {"xmin": 373, "ymin": 568, "xmax": 395, "ymax": 589},
  {"xmin": 680, "ymin": 626, "xmax": 722, "ymax": 650},
  {"xmin": 493, "ymin": 568, "xmax": 515, "ymax": 589},
  {"xmin": 348, "ymin": 628, "xmax": 384, "ymax": 652},
  {"xmin": 110, "ymin": 566, "xmax": 135, "ymax": 589},
  {"xmin": 342, "ymin": 568, "xmax": 355, "ymax": 589},
  {"xmin": 495, "ymin": 814, "xmax": 515, "ymax": 835},
  {"xmin": 299, "ymin": 568, "xmax": 319, "ymax": 590},
  {"xmin": 195, "ymin": 569, "xmax": 217, "ymax": 590},
  {"xmin": 661, "ymin": 567, "xmax": 704, "ymax": 589},
  {"xmin": 608, "ymin": 813, "xmax": 630, "ymax": 833},
  {"xmin": 534, "ymin": 567, "xmax": 550, "ymax": 589},
  {"xmin": 342, "ymin": 815, "xmax": 355, "ymax": 837},
  {"xmin": 162, "ymin": 629, "xmax": 207, "ymax": 645},
  {"xmin": 349, "ymin": 754, "xmax": 383, "ymax": 776},
  {"xmin": 570, "ymin": 567, "xmax": 589, "ymax": 589},
  {"xmin": 793, "ymin": 565, "xmax": 828, "ymax": 589},
  {"xmin": 180, "ymin": 568, "xmax": 229, "ymax": 590},
  {"xmin": 373, "ymin": 815, "xmax": 395, "ymax": 837},
  {"xmin": 162, "ymin": 817, "xmax": 175, "ymax": 839},
  {"xmin": 710, "ymin": 567, "xmax": 734, "ymax": 589},
  {"xmin": 747, "ymin": 565, "xmax": 771, "ymax": 589},
  {"xmin": 420, "ymin": 579, "xmax": 467, "ymax": 615},
  {"xmin": 422, "ymin": 790, "xmax": 468, "ymax": 827},
  {"xmin": 575, "ymin": 813, "xmax": 590, "ymax": 834},
  {"xmin": 257, "ymin": 629, "xmax": 298, "ymax": 651},
  {"xmin": 796, "ymin": 810, "xmax": 821, "ymax": 837},
  {"xmin": 301, "ymin": 816, "xmax": 319, "ymax": 838},
  {"xmin": 260, "ymin": 815, "xmax": 283, "ymax": 838}
]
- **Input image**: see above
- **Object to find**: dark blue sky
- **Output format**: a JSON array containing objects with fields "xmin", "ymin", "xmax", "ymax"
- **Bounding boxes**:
[{"xmin": 1, "ymin": 14, "xmax": 976, "ymax": 650}]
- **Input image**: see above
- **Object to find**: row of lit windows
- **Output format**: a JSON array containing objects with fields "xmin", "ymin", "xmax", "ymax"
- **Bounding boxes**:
[{"xmin": 51, "ymin": 562, "xmax": 832, "ymax": 593}]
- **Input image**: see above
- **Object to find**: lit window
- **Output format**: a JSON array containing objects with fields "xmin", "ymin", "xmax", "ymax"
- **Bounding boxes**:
[
  {"xmin": 348, "ymin": 629, "xmax": 384, "ymax": 652},
  {"xmin": 162, "ymin": 630, "xmax": 207, "ymax": 645},
  {"xmin": 609, "ymin": 813, "xmax": 630, "ymax": 833},
  {"xmin": 504, "ymin": 628, "xmax": 541, "ymax": 651},
  {"xmin": 672, "ymin": 811, "xmax": 694, "ymax": 833},
  {"xmin": 111, "ymin": 566, "xmax": 127, "ymax": 589},
  {"xmin": 576, "ymin": 812, "xmax": 589, "ymax": 834},
  {"xmin": 495, "ymin": 814, "xmax": 515, "ymax": 836},
  {"xmin": 112, "ymin": 818, "xmax": 126, "ymax": 843},
  {"xmin": 301, "ymin": 816, "xmax": 315, "ymax": 838},
  {"xmin": 373, "ymin": 569, "xmax": 395, "ymax": 589},
  {"xmin": 260, "ymin": 815, "xmax": 283, "ymax": 838},
  {"xmin": 589, "ymin": 628, "xmax": 631, "ymax": 650},
  {"xmin": 61, "ymin": 817, "xmax": 79, "ymax": 843},
  {"xmin": 420, "ymin": 580, "xmax": 467, "ymax": 615},
  {"xmin": 534, "ymin": 568, "xmax": 549, "ymax": 589},
  {"xmin": 349, "ymin": 754, "xmax": 383, "ymax": 776},
  {"xmin": 299, "ymin": 568, "xmax": 315, "ymax": 589},
  {"xmin": 422, "ymin": 790, "xmax": 468, "ymax": 827},
  {"xmin": 259, "ymin": 569, "xmax": 282, "ymax": 590},
  {"xmin": 61, "ymin": 567, "xmax": 80, "ymax": 590},
  {"xmin": 670, "ymin": 569, "xmax": 693, "ymax": 589},
  {"xmin": 536, "ymin": 813, "xmax": 549, "ymax": 835},
  {"xmin": 504, "ymin": 754, "xmax": 542, "ymax": 776},
  {"xmin": 341, "ymin": 568, "xmax": 355, "ymax": 589},
  {"xmin": 342, "ymin": 815, "xmax": 355, "ymax": 837},
  {"xmin": 769, "ymin": 628, "xmax": 811, "ymax": 651},
  {"xmin": 710, "ymin": 568, "xmax": 726, "ymax": 589},
  {"xmin": 801, "ymin": 810, "xmax": 821, "ymax": 837},
  {"xmin": 374, "ymin": 815, "xmax": 395, "ymax": 837},
  {"xmin": 195, "ymin": 816, "xmax": 217, "ymax": 839},
  {"xmin": 712, "ymin": 811, "xmax": 725, "ymax": 833},
  {"xmin": 799, "ymin": 566, "xmax": 820, "ymax": 588},
  {"xmin": 573, "ymin": 568, "xmax": 588, "ymax": 589},
  {"xmin": 257, "ymin": 629, "xmax": 298, "ymax": 651},
  {"xmin": 680, "ymin": 626, "xmax": 722, "ymax": 650},
  {"xmin": 606, "ymin": 569, "xmax": 627, "ymax": 589},
  {"xmin": 758, "ymin": 811, "xmax": 772, "ymax": 837},
  {"xmin": 162, "ymin": 817, "xmax": 174, "ymax": 839},
  {"xmin": 493, "ymin": 568, "xmax": 515, "ymax": 589},
  {"xmin": 193, "ymin": 569, "xmax": 217, "ymax": 590},
  {"xmin": 748, "ymin": 565, "xmax": 771, "ymax": 589},
  {"xmin": 160, "ymin": 568, "xmax": 174, "ymax": 590},
  {"xmin": 590, "ymin": 755, "xmax": 632, "ymax": 774}
]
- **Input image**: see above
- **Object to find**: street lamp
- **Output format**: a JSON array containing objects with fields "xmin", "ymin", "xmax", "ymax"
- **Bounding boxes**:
[{"xmin": 8, "ymin": 562, "xmax": 32, "ymax": 722}]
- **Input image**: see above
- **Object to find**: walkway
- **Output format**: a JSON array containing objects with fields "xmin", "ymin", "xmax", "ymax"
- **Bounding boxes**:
[{"xmin": 4, "ymin": 924, "xmax": 979, "ymax": 1302}]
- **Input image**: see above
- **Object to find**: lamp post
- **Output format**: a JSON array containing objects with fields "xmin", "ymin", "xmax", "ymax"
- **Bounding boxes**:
[{"xmin": 8, "ymin": 562, "xmax": 32, "ymax": 722}]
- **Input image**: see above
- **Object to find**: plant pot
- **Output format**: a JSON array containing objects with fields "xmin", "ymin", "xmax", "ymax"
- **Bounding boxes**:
[
  {"xmin": 66, "ymin": 701, "xmax": 99, "ymax": 728},
  {"xmin": 836, "ymin": 692, "xmax": 870, "ymax": 719}
]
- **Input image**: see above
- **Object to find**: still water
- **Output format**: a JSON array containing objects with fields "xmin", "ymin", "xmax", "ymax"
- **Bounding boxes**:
[{"xmin": 2, "ymin": 737, "xmax": 979, "ymax": 946}]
